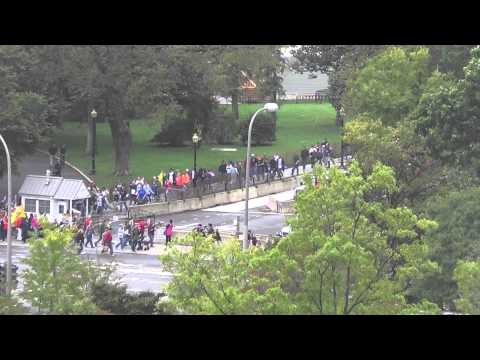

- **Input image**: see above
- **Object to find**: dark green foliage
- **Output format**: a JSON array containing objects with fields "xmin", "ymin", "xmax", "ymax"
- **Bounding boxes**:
[
  {"xmin": 413, "ymin": 47, "xmax": 480, "ymax": 175},
  {"xmin": 427, "ymin": 45, "xmax": 475, "ymax": 78},
  {"xmin": 410, "ymin": 187, "xmax": 480, "ymax": 309},
  {"xmin": 239, "ymin": 112, "xmax": 276, "ymax": 145},
  {"xmin": 204, "ymin": 109, "xmax": 238, "ymax": 145},
  {"xmin": 151, "ymin": 114, "xmax": 193, "ymax": 147},
  {"xmin": 91, "ymin": 281, "xmax": 169, "ymax": 315}
]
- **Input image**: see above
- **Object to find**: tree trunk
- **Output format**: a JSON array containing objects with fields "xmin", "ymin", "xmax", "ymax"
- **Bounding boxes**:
[
  {"xmin": 108, "ymin": 118, "xmax": 132, "ymax": 176},
  {"xmin": 231, "ymin": 91, "xmax": 240, "ymax": 121},
  {"xmin": 85, "ymin": 115, "xmax": 93, "ymax": 155}
]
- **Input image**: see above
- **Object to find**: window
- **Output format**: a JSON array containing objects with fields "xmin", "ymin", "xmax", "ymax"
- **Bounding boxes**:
[
  {"xmin": 59, "ymin": 204, "xmax": 65, "ymax": 214},
  {"xmin": 38, "ymin": 200, "xmax": 50, "ymax": 215},
  {"xmin": 25, "ymin": 199, "xmax": 36, "ymax": 213}
]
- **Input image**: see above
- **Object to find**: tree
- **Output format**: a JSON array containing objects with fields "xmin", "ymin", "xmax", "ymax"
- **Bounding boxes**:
[
  {"xmin": 206, "ymin": 45, "xmax": 285, "ymax": 121},
  {"xmin": 0, "ymin": 296, "xmax": 29, "ymax": 315},
  {"xmin": 0, "ymin": 46, "xmax": 58, "ymax": 175},
  {"xmin": 162, "ymin": 162, "xmax": 440, "ymax": 315},
  {"xmin": 278, "ymin": 162, "xmax": 439, "ymax": 314},
  {"xmin": 453, "ymin": 260, "xmax": 480, "ymax": 314},
  {"xmin": 414, "ymin": 46, "xmax": 480, "ymax": 174},
  {"xmin": 21, "ymin": 228, "xmax": 102, "ymax": 314},
  {"xmin": 161, "ymin": 233, "xmax": 296, "ymax": 315},
  {"xmin": 410, "ymin": 187, "xmax": 480, "ymax": 309},
  {"xmin": 90, "ymin": 279, "xmax": 173, "ymax": 315},
  {"xmin": 292, "ymin": 45, "xmax": 383, "ymax": 126},
  {"xmin": 427, "ymin": 45, "xmax": 475, "ymax": 78},
  {"xmin": 344, "ymin": 116, "xmax": 445, "ymax": 207},
  {"xmin": 345, "ymin": 47, "xmax": 431, "ymax": 126}
]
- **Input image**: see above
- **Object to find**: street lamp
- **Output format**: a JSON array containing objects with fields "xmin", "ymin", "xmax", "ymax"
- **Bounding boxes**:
[
  {"xmin": 243, "ymin": 103, "xmax": 279, "ymax": 250},
  {"xmin": 0, "ymin": 133, "xmax": 12, "ymax": 297},
  {"xmin": 192, "ymin": 132, "xmax": 199, "ymax": 187},
  {"xmin": 340, "ymin": 107, "xmax": 345, "ymax": 169},
  {"xmin": 90, "ymin": 109, "xmax": 97, "ymax": 175}
]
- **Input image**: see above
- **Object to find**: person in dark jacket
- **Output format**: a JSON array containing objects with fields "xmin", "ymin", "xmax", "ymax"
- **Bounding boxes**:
[
  {"xmin": 21, "ymin": 217, "xmax": 29, "ymax": 243},
  {"xmin": 74, "ymin": 228, "xmax": 85, "ymax": 254}
]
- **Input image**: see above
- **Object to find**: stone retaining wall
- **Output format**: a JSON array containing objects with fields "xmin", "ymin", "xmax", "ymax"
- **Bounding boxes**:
[{"xmin": 129, "ymin": 176, "xmax": 299, "ymax": 218}]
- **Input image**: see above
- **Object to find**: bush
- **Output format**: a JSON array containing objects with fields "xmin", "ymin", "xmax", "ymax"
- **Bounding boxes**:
[
  {"xmin": 204, "ymin": 110, "xmax": 238, "ymax": 145},
  {"xmin": 150, "ymin": 114, "xmax": 192, "ymax": 147},
  {"xmin": 91, "ymin": 281, "xmax": 171, "ymax": 315},
  {"xmin": 239, "ymin": 112, "xmax": 276, "ymax": 145}
]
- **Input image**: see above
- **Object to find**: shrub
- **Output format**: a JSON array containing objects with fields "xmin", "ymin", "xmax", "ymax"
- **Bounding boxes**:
[
  {"xmin": 239, "ymin": 112, "xmax": 276, "ymax": 145},
  {"xmin": 204, "ymin": 110, "xmax": 238, "ymax": 145},
  {"xmin": 90, "ymin": 281, "xmax": 171, "ymax": 315}
]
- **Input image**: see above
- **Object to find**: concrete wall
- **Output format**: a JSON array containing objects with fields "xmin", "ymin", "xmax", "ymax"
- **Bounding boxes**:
[{"xmin": 128, "ymin": 176, "xmax": 300, "ymax": 218}]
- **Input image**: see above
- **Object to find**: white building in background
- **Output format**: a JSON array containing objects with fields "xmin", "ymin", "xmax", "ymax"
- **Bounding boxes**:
[
  {"xmin": 18, "ymin": 173, "xmax": 91, "ymax": 223},
  {"xmin": 279, "ymin": 57, "xmax": 329, "ymax": 100}
]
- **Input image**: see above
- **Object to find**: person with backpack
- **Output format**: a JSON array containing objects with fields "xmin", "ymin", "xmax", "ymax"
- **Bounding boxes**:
[{"xmin": 164, "ymin": 219, "xmax": 173, "ymax": 247}]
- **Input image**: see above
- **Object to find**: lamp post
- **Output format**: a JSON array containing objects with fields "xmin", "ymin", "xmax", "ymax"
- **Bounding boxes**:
[
  {"xmin": 0, "ymin": 133, "xmax": 12, "ymax": 296},
  {"xmin": 90, "ymin": 109, "xmax": 97, "ymax": 175},
  {"xmin": 243, "ymin": 103, "xmax": 279, "ymax": 250},
  {"xmin": 340, "ymin": 107, "xmax": 345, "ymax": 169},
  {"xmin": 192, "ymin": 132, "xmax": 199, "ymax": 187}
]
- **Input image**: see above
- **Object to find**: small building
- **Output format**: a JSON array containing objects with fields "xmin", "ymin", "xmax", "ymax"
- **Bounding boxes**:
[{"xmin": 18, "ymin": 173, "xmax": 91, "ymax": 223}]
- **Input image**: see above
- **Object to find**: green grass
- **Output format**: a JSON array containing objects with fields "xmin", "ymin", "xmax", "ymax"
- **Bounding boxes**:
[{"xmin": 53, "ymin": 103, "xmax": 339, "ymax": 186}]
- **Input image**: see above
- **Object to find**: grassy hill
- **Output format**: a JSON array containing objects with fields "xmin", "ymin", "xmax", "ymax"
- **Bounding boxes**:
[{"xmin": 53, "ymin": 103, "xmax": 339, "ymax": 186}]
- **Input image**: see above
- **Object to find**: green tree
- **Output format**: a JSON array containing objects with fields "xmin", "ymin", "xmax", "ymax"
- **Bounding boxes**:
[
  {"xmin": 161, "ymin": 233, "xmax": 296, "ymax": 315},
  {"xmin": 0, "ymin": 296, "xmax": 29, "ymax": 315},
  {"xmin": 427, "ymin": 45, "xmax": 475, "ymax": 78},
  {"xmin": 410, "ymin": 188, "xmax": 480, "ymax": 309},
  {"xmin": 453, "ymin": 260, "xmax": 480, "ymax": 314},
  {"xmin": 344, "ymin": 116, "xmax": 445, "ymax": 207},
  {"xmin": 0, "ymin": 45, "xmax": 57, "ymax": 175},
  {"xmin": 345, "ymin": 47, "xmax": 431, "ymax": 126},
  {"xmin": 292, "ymin": 45, "xmax": 383, "ymax": 126},
  {"xmin": 414, "ymin": 46, "xmax": 480, "ymax": 174},
  {"xmin": 90, "ymin": 279, "xmax": 173, "ymax": 315},
  {"xmin": 278, "ymin": 161, "xmax": 439, "ymax": 314},
  {"xmin": 206, "ymin": 45, "xmax": 285, "ymax": 120},
  {"xmin": 162, "ymin": 162, "xmax": 440, "ymax": 315},
  {"xmin": 21, "ymin": 228, "xmax": 101, "ymax": 314}
]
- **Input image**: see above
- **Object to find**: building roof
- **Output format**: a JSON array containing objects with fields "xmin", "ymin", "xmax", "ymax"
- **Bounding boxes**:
[{"xmin": 18, "ymin": 175, "xmax": 91, "ymax": 201}]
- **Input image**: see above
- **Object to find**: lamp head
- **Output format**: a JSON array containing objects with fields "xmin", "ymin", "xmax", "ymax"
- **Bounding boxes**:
[
  {"xmin": 91, "ymin": 109, "xmax": 97, "ymax": 119},
  {"xmin": 263, "ymin": 103, "xmax": 279, "ymax": 113},
  {"xmin": 192, "ymin": 133, "xmax": 199, "ymax": 143}
]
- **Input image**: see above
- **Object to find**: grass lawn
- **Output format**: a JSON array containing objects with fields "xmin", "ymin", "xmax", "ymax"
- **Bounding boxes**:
[{"xmin": 52, "ymin": 103, "xmax": 339, "ymax": 187}]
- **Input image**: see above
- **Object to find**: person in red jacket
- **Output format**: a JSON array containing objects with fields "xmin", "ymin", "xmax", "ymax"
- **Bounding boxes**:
[{"xmin": 102, "ymin": 226, "xmax": 114, "ymax": 255}]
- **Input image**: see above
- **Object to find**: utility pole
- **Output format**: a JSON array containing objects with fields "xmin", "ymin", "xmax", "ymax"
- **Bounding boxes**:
[{"xmin": 0, "ymin": 133, "xmax": 13, "ymax": 297}]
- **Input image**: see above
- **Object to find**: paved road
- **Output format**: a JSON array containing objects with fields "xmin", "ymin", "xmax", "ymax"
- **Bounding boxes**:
[{"xmin": 0, "ymin": 242, "xmax": 172, "ymax": 294}]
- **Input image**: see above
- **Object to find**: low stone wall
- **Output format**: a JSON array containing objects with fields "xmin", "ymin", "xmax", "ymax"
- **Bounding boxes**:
[{"xmin": 128, "ymin": 176, "xmax": 300, "ymax": 218}]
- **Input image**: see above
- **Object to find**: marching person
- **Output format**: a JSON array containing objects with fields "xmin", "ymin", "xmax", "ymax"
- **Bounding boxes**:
[
  {"xmin": 147, "ymin": 219, "xmax": 155, "ymax": 248},
  {"xmin": 164, "ymin": 219, "xmax": 173, "ymax": 247}
]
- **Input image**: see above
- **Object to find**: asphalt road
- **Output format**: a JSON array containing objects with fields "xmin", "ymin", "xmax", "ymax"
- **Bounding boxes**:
[{"xmin": 0, "ymin": 242, "xmax": 172, "ymax": 294}]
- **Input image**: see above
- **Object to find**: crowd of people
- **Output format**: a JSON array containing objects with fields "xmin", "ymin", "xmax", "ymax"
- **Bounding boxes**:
[
  {"xmin": 73, "ymin": 217, "xmax": 175, "ymax": 255},
  {"xmin": 192, "ymin": 223, "xmax": 222, "ymax": 242},
  {"xmin": 300, "ymin": 140, "xmax": 335, "ymax": 170},
  {"xmin": 0, "ymin": 207, "xmax": 43, "ymax": 243}
]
